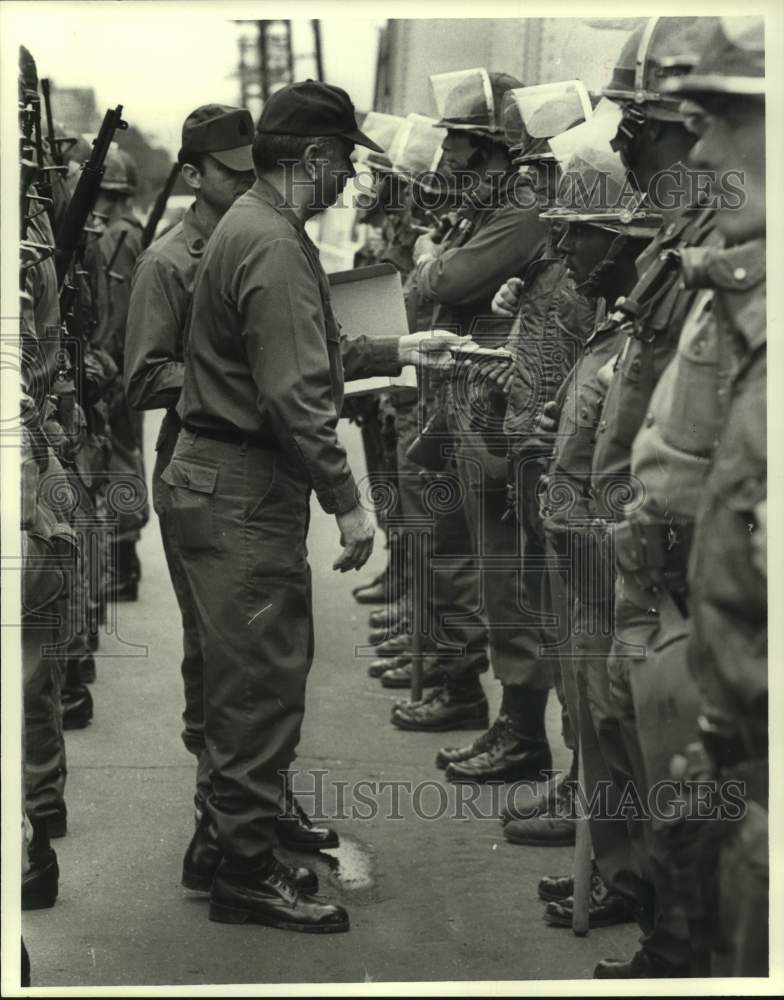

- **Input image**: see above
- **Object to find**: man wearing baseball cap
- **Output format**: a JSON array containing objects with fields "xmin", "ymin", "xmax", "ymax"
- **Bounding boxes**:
[
  {"xmin": 125, "ymin": 103, "xmax": 256, "ymax": 839},
  {"xmin": 161, "ymin": 81, "xmax": 463, "ymax": 933}
]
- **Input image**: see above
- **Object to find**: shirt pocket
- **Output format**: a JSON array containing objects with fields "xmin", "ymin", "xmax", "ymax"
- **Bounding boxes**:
[{"xmin": 161, "ymin": 457, "xmax": 218, "ymax": 551}]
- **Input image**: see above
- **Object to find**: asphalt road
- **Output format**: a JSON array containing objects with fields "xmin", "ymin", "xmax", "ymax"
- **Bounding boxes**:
[{"xmin": 22, "ymin": 413, "xmax": 638, "ymax": 988}]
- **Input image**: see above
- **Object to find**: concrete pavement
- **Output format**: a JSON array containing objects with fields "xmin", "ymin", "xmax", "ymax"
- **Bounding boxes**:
[{"xmin": 22, "ymin": 413, "xmax": 638, "ymax": 987}]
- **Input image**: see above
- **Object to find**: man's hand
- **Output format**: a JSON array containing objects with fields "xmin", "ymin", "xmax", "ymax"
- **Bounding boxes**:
[
  {"xmin": 333, "ymin": 504, "xmax": 375, "ymax": 573},
  {"xmin": 482, "ymin": 358, "xmax": 517, "ymax": 396},
  {"xmin": 596, "ymin": 354, "xmax": 618, "ymax": 390},
  {"xmin": 537, "ymin": 399, "xmax": 562, "ymax": 435},
  {"xmin": 398, "ymin": 330, "xmax": 472, "ymax": 370},
  {"xmin": 491, "ymin": 277, "xmax": 524, "ymax": 318},
  {"xmin": 413, "ymin": 232, "xmax": 440, "ymax": 265}
]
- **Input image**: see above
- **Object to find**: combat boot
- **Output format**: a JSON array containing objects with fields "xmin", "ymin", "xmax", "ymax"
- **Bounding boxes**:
[
  {"xmin": 503, "ymin": 779, "xmax": 576, "ymax": 845},
  {"xmin": 274, "ymin": 791, "xmax": 339, "ymax": 853},
  {"xmin": 501, "ymin": 755, "xmax": 576, "ymax": 824},
  {"xmin": 391, "ymin": 681, "xmax": 489, "ymax": 732},
  {"xmin": 368, "ymin": 654, "xmax": 409, "ymax": 679},
  {"xmin": 183, "ymin": 811, "xmax": 318, "ymax": 894},
  {"xmin": 373, "ymin": 634, "xmax": 410, "ymax": 656},
  {"xmin": 352, "ymin": 570, "xmax": 388, "ymax": 605},
  {"xmin": 368, "ymin": 599, "xmax": 408, "ymax": 631},
  {"xmin": 209, "ymin": 858, "xmax": 349, "ymax": 933},
  {"xmin": 594, "ymin": 950, "xmax": 690, "ymax": 979},
  {"xmin": 434, "ymin": 713, "xmax": 511, "ymax": 769},
  {"xmin": 544, "ymin": 889, "xmax": 635, "ymax": 928},
  {"xmin": 22, "ymin": 817, "xmax": 59, "ymax": 910},
  {"xmin": 380, "ymin": 656, "xmax": 446, "ymax": 689},
  {"xmin": 445, "ymin": 720, "xmax": 551, "ymax": 784}
]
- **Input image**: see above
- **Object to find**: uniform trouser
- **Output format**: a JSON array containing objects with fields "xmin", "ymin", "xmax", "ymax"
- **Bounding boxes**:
[
  {"xmin": 152, "ymin": 414, "xmax": 211, "ymax": 809},
  {"xmin": 452, "ymin": 446, "xmax": 551, "ymax": 690},
  {"xmin": 22, "ymin": 619, "xmax": 65, "ymax": 821},
  {"xmin": 165, "ymin": 429, "xmax": 313, "ymax": 866},
  {"xmin": 607, "ymin": 586, "xmax": 705, "ymax": 970}
]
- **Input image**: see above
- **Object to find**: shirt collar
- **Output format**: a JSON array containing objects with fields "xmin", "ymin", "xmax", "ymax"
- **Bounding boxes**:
[
  {"xmin": 182, "ymin": 202, "xmax": 214, "ymax": 258},
  {"xmin": 249, "ymin": 177, "xmax": 307, "ymax": 234}
]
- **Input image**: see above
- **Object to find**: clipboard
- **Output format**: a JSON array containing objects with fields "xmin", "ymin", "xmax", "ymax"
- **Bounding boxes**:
[{"xmin": 328, "ymin": 263, "xmax": 418, "ymax": 398}]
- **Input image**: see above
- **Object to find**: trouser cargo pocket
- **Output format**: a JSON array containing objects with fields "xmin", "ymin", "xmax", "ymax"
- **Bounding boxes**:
[{"xmin": 161, "ymin": 457, "xmax": 219, "ymax": 552}]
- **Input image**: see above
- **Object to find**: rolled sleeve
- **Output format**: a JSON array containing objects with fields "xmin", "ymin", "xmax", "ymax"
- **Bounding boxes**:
[
  {"xmin": 125, "ymin": 252, "xmax": 187, "ymax": 410},
  {"xmin": 236, "ymin": 237, "xmax": 358, "ymax": 515}
]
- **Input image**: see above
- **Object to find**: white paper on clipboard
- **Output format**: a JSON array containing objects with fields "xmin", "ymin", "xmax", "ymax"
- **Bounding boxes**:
[{"xmin": 327, "ymin": 263, "xmax": 418, "ymax": 398}]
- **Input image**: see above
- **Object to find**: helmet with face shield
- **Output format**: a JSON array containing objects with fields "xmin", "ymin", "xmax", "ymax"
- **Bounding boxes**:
[
  {"xmin": 431, "ymin": 68, "xmax": 523, "ymax": 139},
  {"xmin": 502, "ymin": 80, "xmax": 594, "ymax": 164}
]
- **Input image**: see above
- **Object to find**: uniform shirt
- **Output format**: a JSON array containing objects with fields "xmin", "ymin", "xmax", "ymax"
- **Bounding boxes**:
[
  {"xmin": 687, "ymin": 241, "xmax": 766, "ymax": 726},
  {"xmin": 125, "ymin": 203, "xmax": 212, "ymax": 413},
  {"xmin": 413, "ymin": 178, "xmax": 547, "ymax": 343},
  {"xmin": 95, "ymin": 213, "xmax": 144, "ymax": 366},
  {"xmin": 589, "ymin": 207, "xmax": 718, "ymax": 518},
  {"xmin": 178, "ymin": 179, "xmax": 402, "ymax": 516},
  {"xmin": 628, "ymin": 243, "xmax": 755, "ymax": 525},
  {"xmin": 541, "ymin": 304, "xmax": 622, "ymax": 535}
]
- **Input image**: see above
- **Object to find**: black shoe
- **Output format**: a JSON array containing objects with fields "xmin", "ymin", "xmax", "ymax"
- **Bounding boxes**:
[
  {"xmin": 391, "ymin": 685, "xmax": 489, "ymax": 732},
  {"xmin": 501, "ymin": 771, "xmax": 567, "ymax": 824},
  {"xmin": 368, "ymin": 654, "xmax": 410, "ymax": 679},
  {"xmin": 182, "ymin": 815, "xmax": 318, "ymax": 894},
  {"xmin": 209, "ymin": 859, "xmax": 349, "ymax": 933},
  {"xmin": 62, "ymin": 685, "xmax": 93, "ymax": 730},
  {"xmin": 504, "ymin": 813, "xmax": 576, "ymax": 846},
  {"xmin": 373, "ymin": 635, "xmax": 411, "ymax": 656},
  {"xmin": 538, "ymin": 863, "xmax": 602, "ymax": 902},
  {"xmin": 545, "ymin": 890, "xmax": 635, "ymax": 929},
  {"xmin": 594, "ymin": 950, "xmax": 690, "ymax": 979},
  {"xmin": 23, "ymin": 820, "xmax": 59, "ymax": 911},
  {"xmin": 275, "ymin": 793, "xmax": 339, "ymax": 853},
  {"xmin": 445, "ymin": 720, "xmax": 552, "ymax": 783},
  {"xmin": 435, "ymin": 713, "xmax": 510, "ymax": 769},
  {"xmin": 352, "ymin": 573, "xmax": 387, "ymax": 605},
  {"xmin": 380, "ymin": 656, "xmax": 445, "ymax": 689},
  {"xmin": 368, "ymin": 601, "xmax": 407, "ymax": 631}
]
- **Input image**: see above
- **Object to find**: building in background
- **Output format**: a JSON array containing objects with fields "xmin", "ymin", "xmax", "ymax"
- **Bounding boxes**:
[{"xmin": 374, "ymin": 18, "xmax": 638, "ymax": 115}]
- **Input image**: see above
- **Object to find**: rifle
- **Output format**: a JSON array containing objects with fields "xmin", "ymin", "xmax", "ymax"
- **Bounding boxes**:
[
  {"xmin": 141, "ymin": 161, "xmax": 180, "ymax": 249},
  {"xmin": 41, "ymin": 79, "xmax": 63, "ymax": 166},
  {"xmin": 54, "ymin": 104, "xmax": 128, "ymax": 286}
]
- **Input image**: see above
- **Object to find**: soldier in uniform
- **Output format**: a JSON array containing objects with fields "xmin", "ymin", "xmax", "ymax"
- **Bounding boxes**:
[
  {"xmin": 392, "ymin": 70, "xmax": 555, "ymax": 785},
  {"xmin": 161, "ymin": 81, "xmax": 462, "ymax": 930},
  {"xmin": 660, "ymin": 16, "xmax": 767, "ymax": 977},
  {"xmin": 92, "ymin": 149, "xmax": 148, "ymax": 601}
]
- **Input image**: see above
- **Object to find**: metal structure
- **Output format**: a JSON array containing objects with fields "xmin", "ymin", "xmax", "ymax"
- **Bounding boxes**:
[{"xmin": 233, "ymin": 20, "xmax": 324, "ymax": 120}]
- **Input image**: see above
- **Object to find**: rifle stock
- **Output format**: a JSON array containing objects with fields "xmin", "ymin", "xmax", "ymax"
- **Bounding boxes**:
[{"xmin": 54, "ymin": 104, "xmax": 128, "ymax": 286}]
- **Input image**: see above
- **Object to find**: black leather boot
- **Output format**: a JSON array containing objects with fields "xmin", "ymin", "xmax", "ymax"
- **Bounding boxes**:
[
  {"xmin": 368, "ymin": 654, "xmax": 410, "ymax": 679},
  {"xmin": 352, "ymin": 571, "xmax": 387, "ymax": 605},
  {"xmin": 391, "ymin": 681, "xmax": 489, "ymax": 732},
  {"xmin": 22, "ymin": 817, "xmax": 59, "ymax": 911},
  {"xmin": 594, "ymin": 950, "xmax": 691, "ymax": 979},
  {"xmin": 209, "ymin": 858, "xmax": 349, "ymax": 933},
  {"xmin": 183, "ymin": 812, "xmax": 318, "ymax": 894},
  {"xmin": 445, "ymin": 719, "xmax": 552, "ymax": 783},
  {"xmin": 380, "ymin": 656, "xmax": 446, "ymax": 689},
  {"xmin": 274, "ymin": 792, "xmax": 339, "ymax": 853},
  {"xmin": 435, "ymin": 713, "xmax": 510, "ymax": 769}
]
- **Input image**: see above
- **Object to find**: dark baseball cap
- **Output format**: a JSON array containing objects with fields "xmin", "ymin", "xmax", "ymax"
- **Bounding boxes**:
[
  {"xmin": 256, "ymin": 80, "xmax": 385, "ymax": 153},
  {"xmin": 180, "ymin": 104, "xmax": 254, "ymax": 171}
]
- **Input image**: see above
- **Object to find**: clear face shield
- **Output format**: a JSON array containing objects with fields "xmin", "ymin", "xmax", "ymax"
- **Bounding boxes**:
[
  {"xmin": 430, "ymin": 68, "xmax": 495, "ymax": 130},
  {"xmin": 502, "ymin": 80, "xmax": 593, "ymax": 158},
  {"xmin": 388, "ymin": 113, "xmax": 444, "ymax": 186}
]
